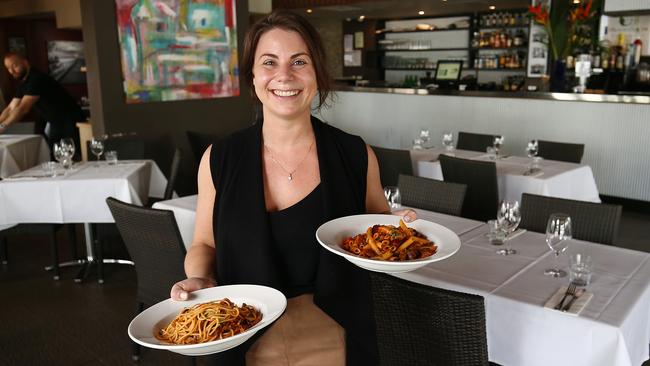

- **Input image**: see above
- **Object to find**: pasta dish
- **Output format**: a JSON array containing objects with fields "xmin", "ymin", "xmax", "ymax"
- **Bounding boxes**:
[
  {"xmin": 155, "ymin": 298, "xmax": 262, "ymax": 345},
  {"xmin": 341, "ymin": 220, "xmax": 437, "ymax": 261}
]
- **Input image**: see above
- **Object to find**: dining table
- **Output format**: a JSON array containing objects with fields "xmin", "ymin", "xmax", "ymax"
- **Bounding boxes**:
[
  {"xmin": 153, "ymin": 196, "xmax": 650, "ymax": 366},
  {"xmin": 0, "ymin": 160, "xmax": 167, "ymax": 282},
  {"xmin": 0, "ymin": 134, "xmax": 50, "ymax": 178},
  {"xmin": 410, "ymin": 147, "xmax": 601, "ymax": 203}
]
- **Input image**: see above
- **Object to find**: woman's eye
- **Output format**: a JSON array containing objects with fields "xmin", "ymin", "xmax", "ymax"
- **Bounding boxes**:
[
  {"xmin": 293, "ymin": 59, "xmax": 307, "ymax": 66},
  {"xmin": 262, "ymin": 60, "xmax": 275, "ymax": 66}
]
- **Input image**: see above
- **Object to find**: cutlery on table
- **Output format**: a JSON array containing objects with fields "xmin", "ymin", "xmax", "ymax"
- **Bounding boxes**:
[
  {"xmin": 554, "ymin": 283, "xmax": 577, "ymax": 310},
  {"xmin": 562, "ymin": 288, "xmax": 585, "ymax": 312}
]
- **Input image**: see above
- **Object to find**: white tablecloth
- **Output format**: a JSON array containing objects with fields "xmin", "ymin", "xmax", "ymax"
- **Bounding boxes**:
[
  {"xmin": 410, "ymin": 148, "xmax": 601, "ymax": 203},
  {"xmin": 0, "ymin": 161, "xmax": 167, "ymax": 224},
  {"xmin": 396, "ymin": 222, "xmax": 650, "ymax": 366},
  {"xmin": 0, "ymin": 134, "xmax": 50, "ymax": 178},
  {"xmin": 152, "ymin": 195, "xmax": 197, "ymax": 249}
]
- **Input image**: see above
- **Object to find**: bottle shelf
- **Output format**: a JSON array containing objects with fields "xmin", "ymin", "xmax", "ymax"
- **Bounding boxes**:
[
  {"xmin": 381, "ymin": 47, "xmax": 469, "ymax": 52},
  {"xmin": 473, "ymin": 47, "xmax": 528, "ymax": 51},
  {"xmin": 478, "ymin": 24, "xmax": 530, "ymax": 30},
  {"xmin": 379, "ymin": 27, "xmax": 470, "ymax": 34}
]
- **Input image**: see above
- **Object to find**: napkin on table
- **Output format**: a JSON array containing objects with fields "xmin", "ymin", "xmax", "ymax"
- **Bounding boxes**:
[{"xmin": 544, "ymin": 286, "xmax": 593, "ymax": 315}]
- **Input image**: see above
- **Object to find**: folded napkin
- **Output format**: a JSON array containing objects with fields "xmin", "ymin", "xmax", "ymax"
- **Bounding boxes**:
[{"xmin": 544, "ymin": 286, "xmax": 593, "ymax": 315}]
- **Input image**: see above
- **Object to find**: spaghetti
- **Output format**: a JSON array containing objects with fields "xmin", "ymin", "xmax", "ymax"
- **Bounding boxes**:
[
  {"xmin": 341, "ymin": 220, "xmax": 437, "ymax": 261},
  {"xmin": 155, "ymin": 298, "xmax": 263, "ymax": 345}
]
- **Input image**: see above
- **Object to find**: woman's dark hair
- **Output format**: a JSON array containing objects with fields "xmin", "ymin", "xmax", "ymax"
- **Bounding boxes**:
[{"xmin": 241, "ymin": 9, "xmax": 332, "ymax": 110}]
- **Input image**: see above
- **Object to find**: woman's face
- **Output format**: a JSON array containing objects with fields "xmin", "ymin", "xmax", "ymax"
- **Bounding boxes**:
[{"xmin": 252, "ymin": 28, "xmax": 318, "ymax": 121}]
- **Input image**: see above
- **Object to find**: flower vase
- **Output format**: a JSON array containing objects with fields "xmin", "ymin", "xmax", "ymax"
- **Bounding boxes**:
[{"xmin": 550, "ymin": 59, "xmax": 567, "ymax": 93}]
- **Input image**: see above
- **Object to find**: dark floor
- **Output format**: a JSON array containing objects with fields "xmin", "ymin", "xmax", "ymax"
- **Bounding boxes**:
[{"xmin": 1, "ymin": 210, "xmax": 649, "ymax": 366}]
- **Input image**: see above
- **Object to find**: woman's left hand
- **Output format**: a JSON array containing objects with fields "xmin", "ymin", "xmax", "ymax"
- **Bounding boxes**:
[{"xmin": 390, "ymin": 208, "xmax": 417, "ymax": 223}]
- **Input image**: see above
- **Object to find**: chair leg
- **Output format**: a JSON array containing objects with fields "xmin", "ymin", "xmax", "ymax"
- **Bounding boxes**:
[
  {"xmin": 67, "ymin": 224, "xmax": 78, "ymax": 260},
  {"xmin": 93, "ymin": 224, "xmax": 104, "ymax": 284},
  {"xmin": 132, "ymin": 302, "xmax": 145, "ymax": 361},
  {"xmin": 1, "ymin": 234, "xmax": 8, "ymax": 265},
  {"xmin": 48, "ymin": 227, "xmax": 60, "ymax": 280}
]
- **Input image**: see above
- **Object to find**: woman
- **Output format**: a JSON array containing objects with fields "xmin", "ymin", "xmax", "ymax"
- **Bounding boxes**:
[{"xmin": 171, "ymin": 10, "xmax": 415, "ymax": 365}]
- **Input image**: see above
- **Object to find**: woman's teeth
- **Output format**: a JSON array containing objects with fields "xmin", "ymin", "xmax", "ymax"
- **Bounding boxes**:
[{"xmin": 273, "ymin": 90, "xmax": 299, "ymax": 97}]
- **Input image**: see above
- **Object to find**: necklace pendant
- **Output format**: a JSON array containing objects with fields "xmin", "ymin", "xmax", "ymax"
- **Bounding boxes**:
[{"xmin": 288, "ymin": 174, "xmax": 293, "ymax": 181}]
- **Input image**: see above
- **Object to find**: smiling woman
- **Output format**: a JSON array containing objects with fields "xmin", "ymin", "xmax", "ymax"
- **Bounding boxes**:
[{"xmin": 170, "ymin": 9, "xmax": 405, "ymax": 366}]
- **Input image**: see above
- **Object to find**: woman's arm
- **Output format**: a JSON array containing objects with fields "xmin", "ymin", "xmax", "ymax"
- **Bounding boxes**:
[
  {"xmin": 170, "ymin": 146, "xmax": 218, "ymax": 300},
  {"xmin": 365, "ymin": 145, "xmax": 416, "ymax": 221}
]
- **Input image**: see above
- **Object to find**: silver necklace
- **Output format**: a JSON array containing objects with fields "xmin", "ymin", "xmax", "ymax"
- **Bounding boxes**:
[{"xmin": 264, "ymin": 140, "xmax": 314, "ymax": 181}]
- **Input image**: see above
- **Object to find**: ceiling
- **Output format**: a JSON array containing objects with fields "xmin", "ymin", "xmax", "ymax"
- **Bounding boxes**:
[{"xmin": 293, "ymin": 0, "xmax": 530, "ymax": 20}]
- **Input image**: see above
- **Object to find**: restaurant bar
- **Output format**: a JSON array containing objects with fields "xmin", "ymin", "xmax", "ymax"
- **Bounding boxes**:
[{"xmin": 0, "ymin": 0, "xmax": 649, "ymax": 365}]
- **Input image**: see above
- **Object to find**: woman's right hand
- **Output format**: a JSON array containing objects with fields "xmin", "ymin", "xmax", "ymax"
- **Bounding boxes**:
[{"xmin": 170, "ymin": 277, "xmax": 217, "ymax": 301}]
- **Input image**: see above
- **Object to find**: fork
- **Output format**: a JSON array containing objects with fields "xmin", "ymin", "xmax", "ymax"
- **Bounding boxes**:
[{"xmin": 554, "ymin": 283, "xmax": 577, "ymax": 310}]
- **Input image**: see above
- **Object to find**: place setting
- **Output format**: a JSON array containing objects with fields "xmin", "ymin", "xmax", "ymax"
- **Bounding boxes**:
[{"xmin": 542, "ymin": 214, "xmax": 594, "ymax": 315}]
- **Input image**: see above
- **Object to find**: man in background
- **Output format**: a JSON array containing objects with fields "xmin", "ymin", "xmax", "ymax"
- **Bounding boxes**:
[{"xmin": 0, "ymin": 52, "xmax": 83, "ymax": 151}]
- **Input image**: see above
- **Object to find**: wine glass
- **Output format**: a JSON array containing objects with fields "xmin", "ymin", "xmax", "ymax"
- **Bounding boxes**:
[
  {"xmin": 53, "ymin": 142, "xmax": 66, "ymax": 166},
  {"xmin": 383, "ymin": 186, "xmax": 402, "ymax": 210},
  {"xmin": 419, "ymin": 128, "xmax": 431, "ymax": 148},
  {"xmin": 442, "ymin": 132, "xmax": 454, "ymax": 153},
  {"xmin": 544, "ymin": 213, "xmax": 572, "ymax": 277},
  {"xmin": 493, "ymin": 135, "xmax": 504, "ymax": 158},
  {"xmin": 525, "ymin": 140, "xmax": 539, "ymax": 173},
  {"xmin": 90, "ymin": 138, "xmax": 105, "ymax": 166},
  {"xmin": 59, "ymin": 138, "xmax": 75, "ymax": 169},
  {"xmin": 495, "ymin": 200, "xmax": 521, "ymax": 255}
]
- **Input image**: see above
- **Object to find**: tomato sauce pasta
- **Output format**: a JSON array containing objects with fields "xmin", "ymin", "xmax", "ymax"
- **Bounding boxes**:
[
  {"xmin": 155, "ymin": 298, "xmax": 262, "ymax": 345},
  {"xmin": 341, "ymin": 220, "xmax": 437, "ymax": 261}
]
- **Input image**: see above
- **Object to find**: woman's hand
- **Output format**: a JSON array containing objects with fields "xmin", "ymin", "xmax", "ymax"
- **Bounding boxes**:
[
  {"xmin": 170, "ymin": 277, "xmax": 217, "ymax": 301},
  {"xmin": 391, "ymin": 208, "xmax": 417, "ymax": 223}
]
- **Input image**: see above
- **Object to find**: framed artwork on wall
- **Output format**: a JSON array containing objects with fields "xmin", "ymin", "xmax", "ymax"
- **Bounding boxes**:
[
  {"xmin": 47, "ymin": 41, "xmax": 87, "ymax": 84},
  {"xmin": 114, "ymin": 0, "xmax": 240, "ymax": 103}
]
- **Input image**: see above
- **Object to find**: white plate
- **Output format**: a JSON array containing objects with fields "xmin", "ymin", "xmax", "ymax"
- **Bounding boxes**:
[
  {"xmin": 128, "ymin": 285, "xmax": 287, "ymax": 356},
  {"xmin": 316, "ymin": 214, "xmax": 461, "ymax": 273}
]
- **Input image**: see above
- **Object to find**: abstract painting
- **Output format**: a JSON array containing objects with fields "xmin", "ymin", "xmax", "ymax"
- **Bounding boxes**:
[
  {"xmin": 115, "ymin": 0, "xmax": 239, "ymax": 103},
  {"xmin": 47, "ymin": 41, "xmax": 87, "ymax": 84}
]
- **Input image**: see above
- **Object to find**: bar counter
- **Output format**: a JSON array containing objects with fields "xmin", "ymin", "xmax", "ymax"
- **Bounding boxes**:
[{"xmin": 336, "ymin": 85, "xmax": 650, "ymax": 105}]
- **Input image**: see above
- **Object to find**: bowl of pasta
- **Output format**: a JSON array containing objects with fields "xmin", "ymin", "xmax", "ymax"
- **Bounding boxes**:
[
  {"xmin": 316, "ymin": 214, "xmax": 461, "ymax": 273},
  {"xmin": 128, "ymin": 285, "xmax": 287, "ymax": 356}
]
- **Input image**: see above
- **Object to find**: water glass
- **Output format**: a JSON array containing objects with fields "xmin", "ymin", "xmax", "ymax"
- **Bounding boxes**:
[
  {"xmin": 419, "ymin": 129, "xmax": 431, "ymax": 148},
  {"xmin": 105, "ymin": 150, "xmax": 118, "ymax": 165},
  {"xmin": 487, "ymin": 219, "xmax": 506, "ymax": 245},
  {"xmin": 544, "ymin": 213, "xmax": 572, "ymax": 277},
  {"xmin": 495, "ymin": 200, "xmax": 521, "ymax": 255},
  {"xmin": 525, "ymin": 140, "xmax": 539, "ymax": 158},
  {"xmin": 383, "ymin": 186, "xmax": 402, "ymax": 210},
  {"xmin": 569, "ymin": 253, "xmax": 593, "ymax": 287},
  {"xmin": 41, "ymin": 161, "xmax": 60, "ymax": 178},
  {"xmin": 493, "ymin": 135, "xmax": 504, "ymax": 157},
  {"xmin": 486, "ymin": 146, "xmax": 497, "ymax": 160},
  {"xmin": 90, "ymin": 137, "xmax": 105, "ymax": 165},
  {"xmin": 442, "ymin": 132, "xmax": 454, "ymax": 152},
  {"xmin": 412, "ymin": 138, "xmax": 423, "ymax": 150}
]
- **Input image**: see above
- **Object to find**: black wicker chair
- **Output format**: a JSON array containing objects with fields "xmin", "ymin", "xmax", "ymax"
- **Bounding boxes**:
[
  {"xmin": 106, "ymin": 197, "xmax": 191, "ymax": 363},
  {"xmin": 520, "ymin": 193, "xmax": 621, "ymax": 245},
  {"xmin": 186, "ymin": 130, "xmax": 219, "ymax": 164},
  {"xmin": 369, "ymin": 273, "xmax": 489, "ymax": 366},
  {"xmin": 439, "ymin": 154, "xmax": 498, "ymax": 221},
  {"xmin": 537, "ymin": 140, "xmax": 585, "ymax": 163},
  {"xmin": 397, "ymin": 174, "xmax": 467, "ymax": 216},
  {"xmin": 371, "ymin": 146, "xmax": 413, "ymax": 187},
  {"xmin": 148, "ymin": 147, "xmax": 182, "ymax": 205},
  {"xmin": 456, "ymin": 131, "xmax": 498, "ymax": 152}
]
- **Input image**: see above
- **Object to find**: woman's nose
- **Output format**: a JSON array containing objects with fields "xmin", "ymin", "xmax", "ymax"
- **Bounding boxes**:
[{"xmin": 274, "ymin": 64, "xmax": 294, "ymax": 82}]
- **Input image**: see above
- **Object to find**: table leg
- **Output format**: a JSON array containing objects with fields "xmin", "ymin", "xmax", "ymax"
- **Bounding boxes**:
[{"xmin": 72, "ymin": 223, "xmax": 134, "ymax": 284}]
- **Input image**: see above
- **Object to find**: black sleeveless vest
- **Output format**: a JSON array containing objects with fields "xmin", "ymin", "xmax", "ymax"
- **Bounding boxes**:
[{"xmin": 210, "ymin": 116, "xmax": 379, "ymax": 365}]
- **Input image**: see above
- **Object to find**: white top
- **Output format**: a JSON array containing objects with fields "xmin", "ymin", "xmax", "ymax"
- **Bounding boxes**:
[
  {"xmin": 0, "ymin": 134, "xmax": 50, "ymax": 178},
  {"xmin": 410, "ymin": 147, "xmax": 601, "ymax": 203},
  {"xmin": 0, "ymin": 160, "xmax": 167, "ymax": 224}
]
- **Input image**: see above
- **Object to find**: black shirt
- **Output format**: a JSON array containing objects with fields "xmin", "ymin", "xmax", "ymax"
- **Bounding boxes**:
[
  {"xmin": 15, "ymin": 68, "xmax": 84, "ymax": 127},
  {"xmin": 269, "ymin": 184, "xmax": 323, "ymax": 298}
]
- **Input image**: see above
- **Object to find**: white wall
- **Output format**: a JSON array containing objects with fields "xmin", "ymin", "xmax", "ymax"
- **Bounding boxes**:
[{"xmin": 317, "ymin": 91, "xmax": 650, "ymax": 202}]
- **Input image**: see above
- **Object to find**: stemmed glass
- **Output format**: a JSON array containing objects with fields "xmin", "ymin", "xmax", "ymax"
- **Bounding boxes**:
[
  {"xmin": 495, "ymin": 200, "xmax": 521, "ymax": 255},
  {"xmin": 59, "ymin": 138, "xmax": 75, "ymax": 169},
  {"xmin": 419, "ymin": 129, "xmax": 431, "ymax": 148},
  {"xmin": 90, "ymin": 137, "xmax": 105, "ymax": 166},
  {"xmin": 53, "ymin": 142, "xmax": 66, "ymax": 168},
  {"xmin": 544, "ymin": 213, "xmax": 572, "ymax": 277},
  {"xmin": 493, "ymin": 135, "xmax": 505, "ymax": 158},
  {"xmin": 383, "ymin": 186, "xmax": 402, "ymax": 210},
  {"xmin": 525, "ymin": 140, "xmax": 539, "ymax": 173},
  {"xmin": 442, "ymin": 131, "xmax": 454, "ymax": 154}
]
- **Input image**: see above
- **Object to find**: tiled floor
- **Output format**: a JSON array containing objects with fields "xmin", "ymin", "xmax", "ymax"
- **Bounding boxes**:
[{"xmin": 1, "ymin": 210, "xmax": 648, "ymax": 366}]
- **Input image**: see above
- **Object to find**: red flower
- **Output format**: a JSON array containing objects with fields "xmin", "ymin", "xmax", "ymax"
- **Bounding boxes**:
[{"xmin": 529, "ymin": 3, "xmax": 549, "ymax": 25}]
